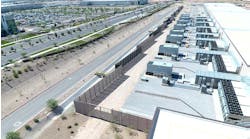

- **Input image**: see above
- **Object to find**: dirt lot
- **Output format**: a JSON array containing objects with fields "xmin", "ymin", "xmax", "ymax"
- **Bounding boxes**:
[
  {"xmin": 35, "ymin": 113, "xmax": 87, "ymax": 139},
  {"xmin": 1, "ymin": 9, "xmax": 165, "ymax": 118},
  {"xmin": 24, "ymin": 107, "xmax": 146, "ymax": 139},
  {"xmin": 17, "ymin": 106, "xmax": 88, "ymax": 139},
  {"xmin": 102, "ymin": 123, "xmax": 147, "ymax": 139}
]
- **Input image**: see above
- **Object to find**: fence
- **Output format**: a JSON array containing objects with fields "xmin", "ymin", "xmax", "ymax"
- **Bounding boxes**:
[
  {"xmin": 74, "ymin": 6, "xmax": 183, "ymax": 132},
  {"xmin": 74, "ymin": 101, "xmax": 152, "ymax": 132},
  {"xmin": 78, "ymin": 67, "xmax": 124, "ymax": 104}
]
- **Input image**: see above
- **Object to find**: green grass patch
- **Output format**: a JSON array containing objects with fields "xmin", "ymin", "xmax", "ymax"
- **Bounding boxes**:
[
  {"xmin": 1, "ymin": 42, "xmax": 15, "ymax": 48},
  {"xmin": 19, "ymin": 33, "xmax": 39, "ymax": 40},
  {"xmin": 71, "ymin": 40, "xmax": 87, "ymax": 47},
  {"xmin": 60, "ymin": 39, "xmax": 77, "ymax": 45},
  {"xmin": 1, "ymin": 40, "xmax": 10, "ymax": 45},
  {"xmin": 30, "ymin": 26, "xmax": 115, "ymax": 59}
]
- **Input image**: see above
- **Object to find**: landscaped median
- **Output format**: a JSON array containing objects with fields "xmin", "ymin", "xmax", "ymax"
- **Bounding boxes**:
[
  {"xmin": 24, "ymin": 26, "xmax": 115, "ymax": 61},
  {"xmin": 1, "ymin": 42, "xmax": 16, "ymax": 48}
]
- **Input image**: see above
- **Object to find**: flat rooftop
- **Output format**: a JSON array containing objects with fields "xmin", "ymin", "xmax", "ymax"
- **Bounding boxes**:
[
  {"xmin": 150, "ymin": 61, "xmax": 173, "ymax": 67},
  {"xmin": 121, "ymin": 75, "xmax": 216, "ymax": 119},
  {"xmin": 149, "ymin": 108, "xmax": 250, "ymax": 139},
  {"xmin": 205, "ymin": 3, "xmax": 250, "ymax": 67},
  {"xmin": 161, "ymin": 43, "xmax": 179, "ymax": 48},
  {"xmin": 122, "ymin": 47, "xmax": 216, "ymax": 119}
]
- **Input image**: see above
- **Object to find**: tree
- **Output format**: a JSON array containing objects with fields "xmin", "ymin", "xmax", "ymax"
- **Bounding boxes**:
[
  {"xmin": 8, "ymin": 59, "xmax": 14, "ymax": 64},
  {"xmin": 6, "ymin": 131, "xmax": 21, "ymax": 139},
  {"xmin": 53, "ymin": 43, "xmax": 57, "ymax": 47},
  {"xmin": 67, "ymin": 30, "xmax": 71, "ymax": 34},
  {"xmin": 47, "ymin": 99, "xmax": 58, "ymax": 110},
  {"xmin": 77, "ymin": 27, "xmax": 81, "ymax": 31},
  {"xmin": 25, "ymin": 124, "xmax": 32, "ymax": 131},
  {"xmin": 21, "ymin": 52, "xmax": 27, "ymax": 58}
]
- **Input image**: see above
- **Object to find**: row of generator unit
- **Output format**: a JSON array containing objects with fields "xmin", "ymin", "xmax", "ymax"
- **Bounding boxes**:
[
  {"xmin": 158, "ymin": 43, "xmax": 179, "ymax": 56},
  {"xmin": 164, "ymin": 6, "xmax": 184, "ymax": 25},
  {"xmin": 194, "ymin": 16, "xmax": 222, "ymax": 50},
  {"xmin": 145, "ymin": 6, "xmax": 184, "ymax": 78},
  {"xmin": 146, "ymin": 61, "xmax": 173, "ymax": 77},
  {"xmin": 166, "ymin": 14, "xmax": 191, "ymax": 46}
]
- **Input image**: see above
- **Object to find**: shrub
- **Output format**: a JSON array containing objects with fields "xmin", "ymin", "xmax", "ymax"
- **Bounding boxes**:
[
  {"xmin": 6, "ymin": 131, "xmax": 20, "ymax": 139},
  {"xmin": 17, "ymin": 70, "xmax": 22, "ymax": 74},
  {"xmin": 61, "ymin": 115, "xmax": 67, "ymax": 120},
  {"xmin": 128, "ymin": 129, "xmax": 138, "ymax": 136},
  {"xmin": 25, "ymin": 124, "xmax": 32, "ymax": 131},
  {"xmin": 24, "ymin": 68, "xmax": 28, "ymax": 72},
  {"xmin": 47, "ymin": 99, "xmax": 58, "ymax": 110},
  {"xmin": 95, "ymin": 72, "xmax": 106, "ymax": 78},
  {"xmin": 67, "ymin": 125, "xmax": 72, "ymax": 129},
  {"xmin": 70, "ymin": 131, "xmax": 74, "ymax": 134},
  {"xmin": 74, "ymin": 123, "xmax": 78, "ymax": 126},
  {"xmin": 33, "ymin": 118, "xmax": 39, "ymax": 123},
  {"xmin": 12, "ymin": 70, "xmax": 19, "ymax": 78}
]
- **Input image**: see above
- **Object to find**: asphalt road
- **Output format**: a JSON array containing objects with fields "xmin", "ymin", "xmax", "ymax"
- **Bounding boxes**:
[
  {"xmin": 1, "ymin": 5, "xmax": 176, "ymax": 138},
  {"xmin": 1, "ymin": 4, "xmax": 157, "ymax": 66}
]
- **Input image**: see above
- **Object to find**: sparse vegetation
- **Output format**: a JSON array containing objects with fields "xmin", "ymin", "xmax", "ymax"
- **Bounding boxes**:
[
  {"xmin": 47, "ymin": 99, "xmax": 58, "ymax": 110},
  {"xmin": 111, "ymin": 124, "xmax": 122, "ymax": 133},
  {"xmin": 115, "ymin": 134, "xmax": 123, "ymax": 139},
  {"xmin": 8, "ymin": 59, "xmax": 14, "ymax": 64},
  {"xmin": 27, "ymin": 65, "xmax": 33, "ymax": 71},
  {"xmin": 6, "ymin": 131, "xmax": 21, "ymax": 139},
  {"xmin": 24, "ymin": 68, "xmax": 28, "ymax": 72},
  {"xmin": 128, "ymin": 129, "xmax": 138, "ymax": 136},
  {"xmin": 12, "ymin": 70, "xmax": 19, "ymax": 78}
]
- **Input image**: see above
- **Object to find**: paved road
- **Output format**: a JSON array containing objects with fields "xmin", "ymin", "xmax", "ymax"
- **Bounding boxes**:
[
  {"xmin": 1, "ymin": 5, "xmax": 177, "ymax": 138},
  {"xmin": 1, "ymin": 4, "xmax": 158, "ymax": 66}
]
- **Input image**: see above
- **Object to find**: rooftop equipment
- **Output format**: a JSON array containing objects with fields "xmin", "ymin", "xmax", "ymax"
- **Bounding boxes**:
[
  {"xmin": 218, "ymin": 80, "xmax": 243, "ymax": 121},
  {"xmin": 146, "ymin": 61, "xmax": 173, "ymax": 77},
  {"xmin": 166, "ymin": 34, "xmax": 184, "ymax": 45},
  {"xmin": 158, "ymin": 43, "xmax": 179, "ymax": 56}
]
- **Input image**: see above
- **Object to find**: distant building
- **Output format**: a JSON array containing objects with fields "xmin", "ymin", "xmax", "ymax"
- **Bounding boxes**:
[
  {"xmin": 80, "ymin": 0, "xmax": 148, "ymax": 6},
  {"xmin": 1, "ymin": 15, "xmax": 18, "ymax": 37},
  {"xmin": 1, "ymin": 3, "xmax": 44, "ymax": 13}
]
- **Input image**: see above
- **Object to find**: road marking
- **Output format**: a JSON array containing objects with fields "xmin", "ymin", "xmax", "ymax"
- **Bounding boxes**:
[{"xmin": 13, "ymin": 122, "xmax": 22, "ymax": 127}]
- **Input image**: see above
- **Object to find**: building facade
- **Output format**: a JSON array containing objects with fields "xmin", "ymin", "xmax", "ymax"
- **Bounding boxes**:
[{"xmin": 1, "ymin": 15, "xmax": 18, "ymax": 37}]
